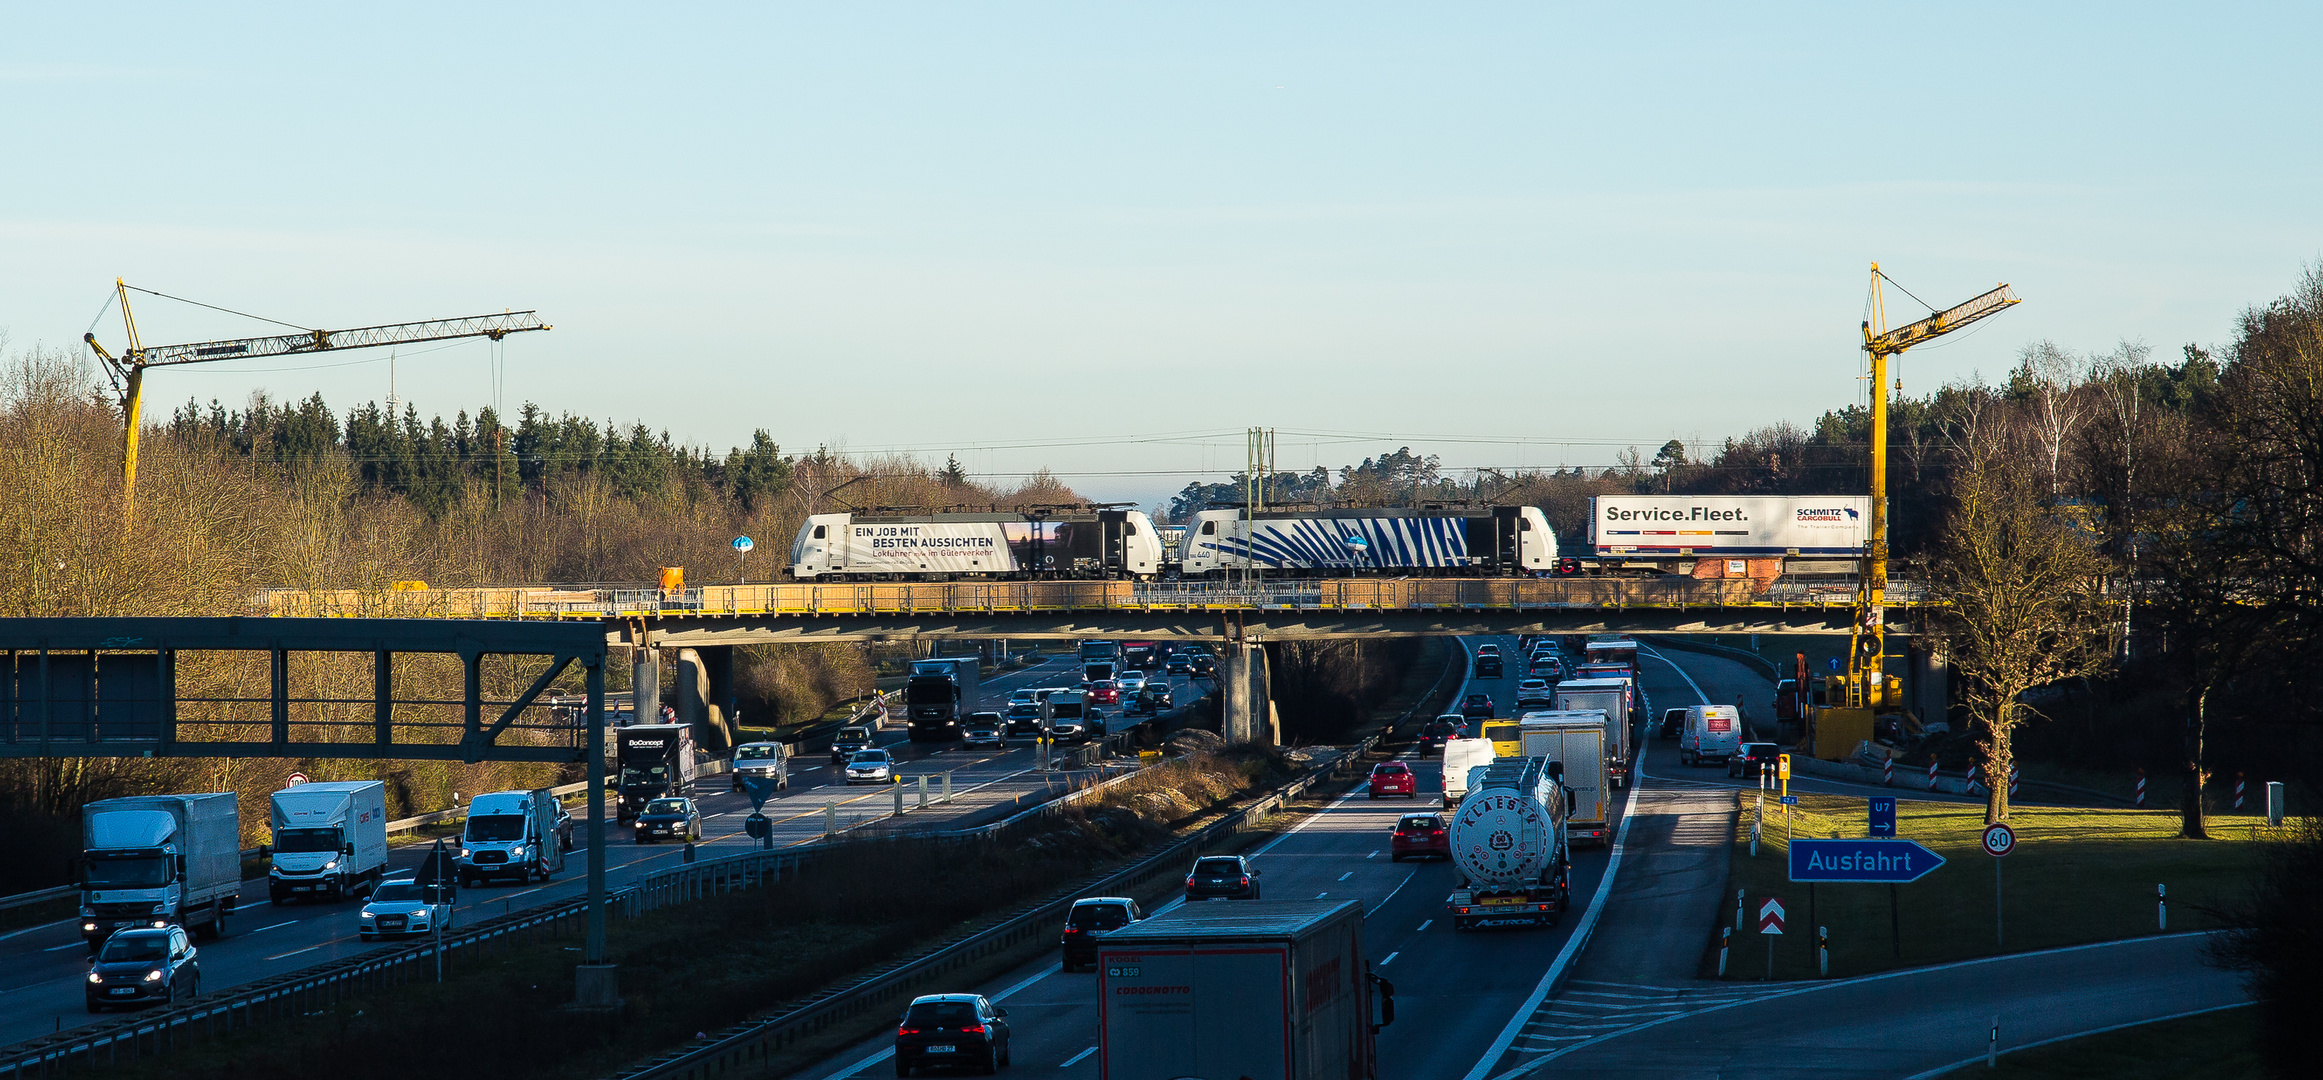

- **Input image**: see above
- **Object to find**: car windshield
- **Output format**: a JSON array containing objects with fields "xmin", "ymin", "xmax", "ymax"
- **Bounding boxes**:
[
  {"xmin": 838, "ymin": 728, "xmax": 870, "ymax": 742},
  {"xmin": 645, "ymin": 800, "xmax": 688, "ymax": 814},
  {"xmin": 371, "ymin": 882, "xmax": 423, "ymax": 902},
  {"xmin": 98, "ymin": 934, "xmax": 169, "ymax": 962},
  {"xmin": 465, "ymin": 814, "xmax": 526, "ymax": 841},
  {"xmin": 905, "ymin": 1001, "xmax": 979, "ymax": 1027},
  {"xmin": 850, "ymin": 752, "xmax": 888, "ymax": 765},
  {"xmin": 736, "ymin": 745, "xmax": 778, "ymax": 760},
  {"xmin": 274, "ymin": 826, "xmax": 341, "ymax": 853},
  {"xmin": 1069, "ymin": 903, "xmax": 1131, "ymax": 928},
  {"xmin": 1194, "ymin": 857, "xmax": 1242, "ymax": 875},
  {"xmin": 83, "ymin": 856, "xmax": 171, "ymax": 889}
]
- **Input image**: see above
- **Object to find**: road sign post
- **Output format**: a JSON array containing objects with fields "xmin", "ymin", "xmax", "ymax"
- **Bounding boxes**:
[
  {"xmin": 1759, "ymin": 897, "xmax": 1785, "ymax": 979},
  {"xmin": 1983, "ymin": 822, "xmax": 2016, "ymax": 946}
]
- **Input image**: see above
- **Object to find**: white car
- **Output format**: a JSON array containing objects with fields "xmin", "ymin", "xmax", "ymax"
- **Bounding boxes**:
[
  {"xmin": 845, "ymin": 749, "xmax": 898, "ymax": 785},
  {"xmin": 1516, "ymin": 678, "xmax": 1550, "ymax": 695},
  {"xmin": 1008, "ymin": 688, "xmax": 1040, "ymax": 707},
  {"xmin": 1117, "ymin": 671, "xmax": 1147, "ymax": 695},
  {"xmin": 960, "ymin": 712, "xmax": 1007, "ymax": 749},
  {"xmin": 358, "ymin": 878, "xmax": 455, "ymax": 941}
]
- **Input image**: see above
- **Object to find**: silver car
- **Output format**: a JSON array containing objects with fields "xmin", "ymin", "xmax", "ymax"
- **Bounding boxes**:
[
  {"xmin": 1117, "ymin": 670, "xmax": 1148, "ymax": 695},
  {"xmin": 359, "ymin": 879, "xmax": 456, "ymax": 941},
  {"xmin": 845, "ymin": 749, "xmax": 898, "ymax": 785}
]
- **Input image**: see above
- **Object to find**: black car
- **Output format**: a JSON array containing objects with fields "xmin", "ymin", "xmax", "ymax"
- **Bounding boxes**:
[
  {"xmin": 1183, "ymin": 854, "xmax": 1262, "ymax": 901},
  {"xmin": 633, "ymin": 797, "xmax": 701, "ymax": 844},
  {"xmin": 1461, "ymin": 693, "xmax": 1496, "ymax": 720},
  {"xmin": 1729, "ymin": 741, "xmax": 1783, "ymax": 779},
  {"xmin": 1131, "ymin": 683, "xmax": 1174, "ymax": 715},
  {"xmin": 1474, "ymin": 655, "xmax": 1503, "ymax": 678},
  {"xmin": 1420, "ymin": 716, "xmax": 1461, "ymax": 752},
  {"xmin": 1004, "ymin": 702, "xmax": 1044, "ymax": 735},
  {"xmin": 85, "ymin": 926, "xmax": 198, "ymax": 1012},
  {"xmin": 1060, "ymin": 896, "xmax": 1143, "ymax": 971},
  {"xmin": 895, "ymin": 993, "xmax": 1010, "ymax": 1076},
  {"xmin": 1659, "ymin": 707, "xmax": 1688, "ymax": 740},
  {"xmin": 1164, "ymin": 657, "xmax": 1193, "ymax": 675},
  {"xmin": 829, "ymin": 724, "xmax": 876, "ymax": 765}
]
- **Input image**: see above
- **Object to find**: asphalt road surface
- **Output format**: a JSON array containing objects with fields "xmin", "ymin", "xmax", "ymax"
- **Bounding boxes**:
[{"xmin": 0, "ymin": 654, "xmax": 1199, "ymax": 1049}]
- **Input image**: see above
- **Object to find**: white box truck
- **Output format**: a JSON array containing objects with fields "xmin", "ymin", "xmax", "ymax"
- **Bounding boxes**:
[
  {"xmin": 456, "ymin": 789, "xmax": 567, "ymax": 887},
  {"xmin": 1096, "ymin": 900, "xmax": 1389, "ymax": 1080},
  {"xmin": 1519, "ymin": 712, "xmax": 1610, "ymax": 846},
  {"xmin": 266, "ymin": 781, "xmax": 388, "ymax": 903},
  {"xmin": 1554, "ymin": 677, "xmax": 1639, "ymax": 790},
  {"xmin": 79, "ymin": 793, "xmax": 241, "ymax": 949},
  {"xmin": 1440, "ymin": 737, "xmax": 1498, "ymax": 808}
]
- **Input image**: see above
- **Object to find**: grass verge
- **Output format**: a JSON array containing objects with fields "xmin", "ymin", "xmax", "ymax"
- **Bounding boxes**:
[
  {"xmin": 1715, "ymin": 792, "xmax": 2264, "ymax": 981},
  {"xmin": 1963, "ymin": 1003, "xmax": 2261, "ymax": 1079}
]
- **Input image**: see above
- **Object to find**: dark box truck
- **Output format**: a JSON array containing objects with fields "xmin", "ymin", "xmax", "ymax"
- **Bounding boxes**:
[
  {"xmin": 906, "ymin": 657, "xmax": 980, "ymax": 741},
  {"xmin": 1097, "ymin": 899, "xmax": 1389, "ymax": 1080},
  {"xmin": 615, "ymin": 723, "xmax": 697, "ymax": 819}
]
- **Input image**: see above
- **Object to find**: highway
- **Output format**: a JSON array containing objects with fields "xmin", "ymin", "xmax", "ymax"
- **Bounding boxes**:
[
  {"xmin": 0, "ymin": 653, "xmax": 1199, "ymax": 1049},
  {"xmin": 799, "ymin": 635, "xmax": 1644, "ymax": 1080}
]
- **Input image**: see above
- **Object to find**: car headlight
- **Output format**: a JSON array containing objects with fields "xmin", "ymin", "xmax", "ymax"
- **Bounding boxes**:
[
  {"xmin": 83, "ymin": 922, "xmax": 97, "ymax": 933},
  {"xmin": 323, "ymin": 860, "xmax": 339, "ymax": 872},
  {"xmin": 88, "ymin": 972, "xmax": 102, "ymax": 984},
  {"xmin": 151, "ymin": 920, "xmax": 169, "ymax": 928},
  {"xmin": 142, "ymin": 969, "xmax": 164, "ymax": 983},
  {"xmin": 360, "ymin": 911, "xmax": 375, "ymax": 920}
]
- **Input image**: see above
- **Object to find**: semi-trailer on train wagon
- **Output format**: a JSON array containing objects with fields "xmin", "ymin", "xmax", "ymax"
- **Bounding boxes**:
[{"xmin": 789, "ymin": 509, "xmax": 1162, "ymax": 580}]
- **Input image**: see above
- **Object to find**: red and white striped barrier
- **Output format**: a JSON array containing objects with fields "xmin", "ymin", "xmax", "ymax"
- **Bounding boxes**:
[
  {"xmin": 1883, "ymin": 757, "xmax": 1894, "ymax": 786},
  {"xmin": 2134, "ymin": 768, "xmax": 2146, "ymax": 807},
  {"xmin": 1965, "ymin": 764, "xmax": 1981, "ymax": 793},
  {"xmin": 2009, "ymin": 767, "xmax": 2020, "ymax": 797},
  {"xmin": 1927, "ymin": 760, "xmax": 1940, "ymax": 791},
  {"xmin": 2234, "ymin": 773, "xmax": 2246, "ymax": 811}
]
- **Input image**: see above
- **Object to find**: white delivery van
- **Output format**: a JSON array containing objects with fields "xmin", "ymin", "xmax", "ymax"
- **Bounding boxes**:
[
  {"xmin": 1680, "ymin": 704, "xmax": 1743, "ymax": 766},
  {"xmin": 1440, "ymin": 737, "xmax": 1498, "ymax": 808},
  {"xmin": 456, "ymin": 789, "xmax": 567, "ymax": 886}
]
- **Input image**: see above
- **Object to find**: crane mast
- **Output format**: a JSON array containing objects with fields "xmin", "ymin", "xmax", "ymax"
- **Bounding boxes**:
[
  {"xmin": 83, "ymin": 280, "xmax": 549, "ymax": 524},
  {"xmin": 1812, "ymin": 266, "xmax": 2019, "ymax": 759}
]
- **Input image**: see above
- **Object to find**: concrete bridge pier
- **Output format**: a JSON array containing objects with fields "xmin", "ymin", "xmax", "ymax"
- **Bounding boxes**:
[
  {"xmin": 1221, "ymin": 643, "xmax": 1274, "ymax": 746},
  {"xmin": 632, "ymin": 645, "xmax": 661, "ymax": 726},
  {"xmin": 674, "ymin": 647, "xmax": 735, "ymax": 753}
]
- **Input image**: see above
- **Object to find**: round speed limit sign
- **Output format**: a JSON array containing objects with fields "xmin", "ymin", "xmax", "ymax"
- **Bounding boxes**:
[{"xmin": 1981, "ymin": 822, "xmax": 2017, "ymax": 858}]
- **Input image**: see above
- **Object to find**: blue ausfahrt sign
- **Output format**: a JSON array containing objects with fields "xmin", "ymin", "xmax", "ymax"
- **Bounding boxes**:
[{"xmin": 1789, "ymin": 838, "xmax": 1945, "ymax": 883}]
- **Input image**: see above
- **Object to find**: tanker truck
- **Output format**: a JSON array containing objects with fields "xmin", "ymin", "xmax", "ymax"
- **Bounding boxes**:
[{"xmin": 1446, "ymin": 756, "xmax": 1572, "ymax": 931}]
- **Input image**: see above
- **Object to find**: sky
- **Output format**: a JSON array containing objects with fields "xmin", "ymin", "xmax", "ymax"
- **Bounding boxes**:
[{"xmin": 4, "ymin": 3, "xmax": 2319, "ymax": 509}]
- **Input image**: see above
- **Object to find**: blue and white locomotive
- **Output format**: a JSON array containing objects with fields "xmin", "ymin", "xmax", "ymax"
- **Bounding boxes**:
[{"xmin": 1178, "ymin": 506, "xmax": 1557, "ymax": 577}]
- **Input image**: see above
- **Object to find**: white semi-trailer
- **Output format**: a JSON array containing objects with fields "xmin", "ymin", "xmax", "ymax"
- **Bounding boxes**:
[
  {"xmin": 1096, "ymin": 899, "xmax": 1389, "ymax": 1080},
  {"xmin": 1554, "ymin": 677, "xmax": 1642, "ymax": 791},
  {"xmin": 1446, "ymin": 757, "xmax": 1571, "ymax": 931},
  {"xmin": 789, "ymin": 509, "xmax": 1162, "ymax": 580},
  {"xmin": 79, "ymin": 793, "xmax": 241, "ymax": 949},
  {"xmin": 266, "ymin": 781, "xmax": 389, "ymax": 903},
  {"xmin": 1518, "ymin": 712, "xmax": 1609, "ymax": 845}
]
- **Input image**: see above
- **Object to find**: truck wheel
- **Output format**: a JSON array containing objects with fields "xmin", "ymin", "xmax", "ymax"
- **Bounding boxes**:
[{"xmin": 212, "ymin": 905, "xmax": 229, "ymax": 938}]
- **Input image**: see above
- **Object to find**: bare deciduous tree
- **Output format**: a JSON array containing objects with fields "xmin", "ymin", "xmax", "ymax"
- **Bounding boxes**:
[{"xmin": 1930, "ymin": 436, "xmax": 2117, "ymax": 824}]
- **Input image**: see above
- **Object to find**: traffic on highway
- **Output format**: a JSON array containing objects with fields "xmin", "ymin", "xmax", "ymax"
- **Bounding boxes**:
[{"xmin": 0, "ymin": 651, "xmax": 1202, "ymax": 1049}]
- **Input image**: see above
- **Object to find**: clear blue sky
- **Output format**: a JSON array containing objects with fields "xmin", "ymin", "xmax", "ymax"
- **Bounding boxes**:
[{"xmin": 5, "ymin": 3, "xmax": 2317, "ymax": 508}]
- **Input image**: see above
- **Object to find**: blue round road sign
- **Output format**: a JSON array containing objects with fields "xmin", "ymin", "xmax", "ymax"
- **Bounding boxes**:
[{"xmin": 733, "ymin": 536, "xmax": 754, "ymax": 552}]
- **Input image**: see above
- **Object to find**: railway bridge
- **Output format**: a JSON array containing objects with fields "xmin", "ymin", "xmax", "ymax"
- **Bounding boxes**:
[{"xmin": 259, "ymin": 575, "xmax": 1928, "ymax": 745}]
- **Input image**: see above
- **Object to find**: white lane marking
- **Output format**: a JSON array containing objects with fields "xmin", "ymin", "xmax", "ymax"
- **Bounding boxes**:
[
  {"xmin": 1462, "ymin": 776, "xmax": 1646, "ymax": 1080},
  {"xmin": 266, "ymin": 944, "xmax": 323, "ymax": 961},
  {"xmin": 1900, "ymin": 1001, "xmax": 2254, "ymax": 1080},
  {"xmin": 1061, "ymin": 1046, "xmax": 1098, "ymax": 1067},
  {"xmin": 42, "ymin": 942, "xmax": 82, "ymax": 952},
  {"xmin": 251, "ymin": 920, "xmax": 298, "ymax": 933},
  {"xmin": 1315, "ymin": 892, "xmax": 1329, "ymax": 898},
  {"xmin": 1379, "ymin": 951, "xmax": 1399, "ymax": 966},
  {"xmin": 1337, "ymin": 871, "xmax": 1353, "ymax": 882},
  {"xmin": 1418, "ymin": 920, "xmax": 1433, "ymax": 932},
  {"xmin": 1367, "ymin": 850, "xmax": 1380, "ymax": 859}
]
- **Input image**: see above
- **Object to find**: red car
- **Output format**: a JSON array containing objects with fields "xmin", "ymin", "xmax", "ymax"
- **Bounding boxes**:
[
  {"xmin": 1368, "ymin": 761, "xmax": 1418, "ymax": 799},
  {"xmin": 1087, "ymin": 680, "xmax": 1120, "ymax": 706},
  {"xmin": 1390, "ymin": 812, "xmax": 1450, "ymax": 861}
]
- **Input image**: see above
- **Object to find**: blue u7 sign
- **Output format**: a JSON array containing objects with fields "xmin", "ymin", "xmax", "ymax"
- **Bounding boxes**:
[{"xmin": 1788, "ymin": 838, "xmax": 1946, "ymax": 883}]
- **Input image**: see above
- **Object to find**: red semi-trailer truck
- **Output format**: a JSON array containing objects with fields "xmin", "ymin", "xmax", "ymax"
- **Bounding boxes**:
[{"xmin": 1096, "ymin": 900, "xmax": 1391, "ymax": 1080}]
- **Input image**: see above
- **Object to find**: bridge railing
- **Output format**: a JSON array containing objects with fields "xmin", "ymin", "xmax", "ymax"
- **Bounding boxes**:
[{"xmin": 257, "ymin": 575, "xmax": 1919, "ymax": 620}]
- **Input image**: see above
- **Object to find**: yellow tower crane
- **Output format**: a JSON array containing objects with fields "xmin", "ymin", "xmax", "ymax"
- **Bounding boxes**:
[
  {"xmin": 82, "ymin": 280, "xmax": 550, "ymax": 524},
  {"xmin": 1810, "ymin": 265, "xmax": 2019, "ymax": 759}
]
